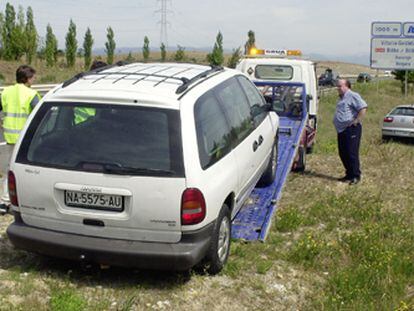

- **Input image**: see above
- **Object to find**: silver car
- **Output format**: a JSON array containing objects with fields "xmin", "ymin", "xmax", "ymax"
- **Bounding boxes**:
[{"xmin": 382, "ymin": 105, "xmax": 414, "ymax": 139}]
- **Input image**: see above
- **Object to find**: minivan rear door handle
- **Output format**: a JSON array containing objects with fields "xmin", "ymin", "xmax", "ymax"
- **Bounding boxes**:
[
  {"xmin": 252, "ymin": 141, "xmax": 259, "ymax": 152},
  {"xmin": 258, "ymin": 135, "xmax": 263, "ymax": 145}
]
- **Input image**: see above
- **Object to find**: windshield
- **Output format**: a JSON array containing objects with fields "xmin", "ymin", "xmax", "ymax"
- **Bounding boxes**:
[
  {"xmin": 17, "ymin": 102, "xmax": 184, "ymax": 177},
  {"xmin": 255, "ymin": 65, "xmax": 293, "ymax": 80}
]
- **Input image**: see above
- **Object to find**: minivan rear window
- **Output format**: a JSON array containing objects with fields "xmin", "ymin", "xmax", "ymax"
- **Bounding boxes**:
[
  {"xmin": 17, "ymin": 102, "xmax": 184, "ymax": 177},
  {"xmin": 255, "ymin": 65, "xmax": 293, "ymax": 80}
]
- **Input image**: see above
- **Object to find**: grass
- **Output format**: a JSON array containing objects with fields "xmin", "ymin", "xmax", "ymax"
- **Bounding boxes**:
[
  {"xmin": 50, "ymin": 289, "xmax": 87, "ymax": 311},
  {"xmin": 0, "ymin": 72, "xmax": 413, "ymax": 310}
]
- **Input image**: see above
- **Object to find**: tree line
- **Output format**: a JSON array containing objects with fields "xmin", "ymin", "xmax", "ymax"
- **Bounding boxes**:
[{"xmin": 0, "ymin": 3, "xmax": 257, "ymax": 70}]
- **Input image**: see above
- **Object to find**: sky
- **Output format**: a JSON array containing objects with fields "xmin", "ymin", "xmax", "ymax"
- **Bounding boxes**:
[{"xmin": 1, "ymin": 0, "xmax": 414, "ymax": 61}]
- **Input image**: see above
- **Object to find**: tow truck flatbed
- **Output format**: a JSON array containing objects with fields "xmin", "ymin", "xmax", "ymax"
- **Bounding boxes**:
[{"xmin": 232, "ymin": 82, "xmax": 308, "ymax": 241}]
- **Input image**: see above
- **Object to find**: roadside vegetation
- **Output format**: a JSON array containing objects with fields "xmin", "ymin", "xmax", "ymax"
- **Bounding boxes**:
[{"xmin": 0, "ymin": 76, "xmax": 413, "ymax": 310}]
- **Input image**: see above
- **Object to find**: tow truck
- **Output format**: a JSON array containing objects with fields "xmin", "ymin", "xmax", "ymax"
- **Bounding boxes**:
[{"xmin": 232, "ymin": 49, "xmax": 318, "ymax": 241}]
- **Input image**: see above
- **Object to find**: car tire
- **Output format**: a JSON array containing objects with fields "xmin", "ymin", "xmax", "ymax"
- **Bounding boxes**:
[
  {"xmin": 293, "ymin": 146, "xmax": 306, "ymax": 172},
  {"xmin": 204, "ymin": 204, "xmax": 231, "ymax": 275},
  {"xmin": 257, "ymin": 135, "xmax": 279, "ymax": 187}
]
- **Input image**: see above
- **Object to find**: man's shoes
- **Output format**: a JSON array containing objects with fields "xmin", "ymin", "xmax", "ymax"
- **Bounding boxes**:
[
  {"xmin": 338, "ymin": 176, "xmax": 351, "ymax": 182},
  {"xmin": 0, "ymin": 203, "xmax": 9, "ymax": 215},
  {"xmin": 349, "ymin": 177, "xmax": 361, "ymax": 185}
]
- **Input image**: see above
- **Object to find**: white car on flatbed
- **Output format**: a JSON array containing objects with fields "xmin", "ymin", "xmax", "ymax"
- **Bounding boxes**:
[{"xmin": 7, "ymin": 62, "xmax": 279, "ymax": 274}]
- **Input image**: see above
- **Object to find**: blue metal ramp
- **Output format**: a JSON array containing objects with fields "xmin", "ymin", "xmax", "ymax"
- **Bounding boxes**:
[{"xmin": 231, "ymin": 82, "xmax": 307, "ymax": 241}]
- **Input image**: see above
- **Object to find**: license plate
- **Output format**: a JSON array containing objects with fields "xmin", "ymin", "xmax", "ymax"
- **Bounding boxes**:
[{"xmin": 65, "ymin": 191, "xmax": 124, "ymax": 211}]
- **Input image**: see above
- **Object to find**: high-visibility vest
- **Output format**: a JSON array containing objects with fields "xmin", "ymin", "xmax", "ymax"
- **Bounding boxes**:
[
  {"xmin": 1, "ymin": 84, "xmax": 40, "ymax": 144},
  {"xmin": 74, "ymin": 107, "xmax": 96, "ymax": 124}
]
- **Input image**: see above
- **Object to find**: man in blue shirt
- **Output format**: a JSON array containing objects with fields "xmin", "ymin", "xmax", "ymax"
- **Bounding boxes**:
[{"xmin": 333, "ymin": 79, "xmax": 367, "ymax": 185}]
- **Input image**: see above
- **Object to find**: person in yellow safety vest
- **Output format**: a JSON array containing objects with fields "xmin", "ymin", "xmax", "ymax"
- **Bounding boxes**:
[
  {"xmin": 73, "ymin": 60, "xmax": 107, "ymax": 125},
  {"xmin": 74, "ymin": 107, "xmax": 96, "ymax": 124},
  {"xmin": 0, "ymin": 65, "xmax": 41, "ymax": 215}
]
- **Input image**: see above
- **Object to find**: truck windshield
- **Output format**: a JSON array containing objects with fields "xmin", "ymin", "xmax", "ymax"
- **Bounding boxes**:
[
  {"xmin": 16, "ymin": 102, "xmax": 184, "ymax": 177},
  {"xmin": 255, "ymin": 65, "xmax": 293, "ymax": 80}
]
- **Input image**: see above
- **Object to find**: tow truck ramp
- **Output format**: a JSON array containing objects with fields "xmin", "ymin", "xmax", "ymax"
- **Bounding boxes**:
[{"xmin": 232, "ymin": 82, "xmax": 308, "ymax": 241}]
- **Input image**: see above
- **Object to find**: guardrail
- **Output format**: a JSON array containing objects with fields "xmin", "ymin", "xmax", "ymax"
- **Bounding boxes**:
[{"xmin": 0, "ymin": 84, "xmax": 58, "ymax": 96}]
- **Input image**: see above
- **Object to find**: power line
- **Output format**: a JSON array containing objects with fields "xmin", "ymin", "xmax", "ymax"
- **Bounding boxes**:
[{"xmin": 155, "ymin": 0, "xmax": 172, "ymax": 46}]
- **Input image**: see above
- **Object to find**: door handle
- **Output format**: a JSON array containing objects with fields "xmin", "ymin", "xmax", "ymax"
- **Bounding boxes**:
[
  {"xmin": 258, "ymin": 135, "xmax": 264, "ymax": 145},
  {"xmin": 252, "ymin": 140, "xmax": 258, "ymax": 152}
]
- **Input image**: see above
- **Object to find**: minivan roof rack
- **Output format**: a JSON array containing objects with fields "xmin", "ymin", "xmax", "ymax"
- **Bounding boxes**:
[
  {"xmin": 175, "ymin": 66, "xmax": 223, "ymax": 94},
  {"xmin": 61, "ymin": 63, "xmax": 224, "ymax": 94},
  {"xmin": 62, "ymin": 61, "xmax": 129, "ymax": 88}
]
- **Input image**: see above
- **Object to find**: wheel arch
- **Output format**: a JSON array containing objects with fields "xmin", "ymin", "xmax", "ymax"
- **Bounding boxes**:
[{"xmin": 223, "ymin": 192, "xmax": 235, "ymax": 216}]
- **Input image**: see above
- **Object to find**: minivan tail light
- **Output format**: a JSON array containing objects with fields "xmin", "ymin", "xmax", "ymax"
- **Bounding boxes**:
[
  {"xmin": 181, "ymin": 188, "xmax": 206, "ymax": 225},
  {"xmin": 8, "ymin": 171, "xmax": 18, "ymax": 206},
  {"xmin": 384, "ymin": 116, "xmax": 393, "ymax": 123}
]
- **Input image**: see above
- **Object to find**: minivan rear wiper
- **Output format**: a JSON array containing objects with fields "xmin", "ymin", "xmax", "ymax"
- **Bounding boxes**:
[
  {"xmin": 78, "ymin": 161, "xmax": 175, "ymax": 176},
  {"xmin": 103, "ymin": 163, "xmax": 175, "ymax": 176}
]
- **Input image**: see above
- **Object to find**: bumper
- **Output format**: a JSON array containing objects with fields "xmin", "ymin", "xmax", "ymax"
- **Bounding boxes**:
[
  {"xmin": 382, "ymin": 128, "xmax": 414, "ymax": 138},
  {"xmin": 7, "ymin": 212, "xmax": 214, "ymax": 271}
]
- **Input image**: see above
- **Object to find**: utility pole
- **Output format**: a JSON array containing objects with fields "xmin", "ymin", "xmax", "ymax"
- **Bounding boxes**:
[
  {"xmin": 156, "ymin": 0, "xmax": 171, "ymax": 47},
  {"xmin": 405, "ymin": 70, "xmax": 408, "ymax": 97}
]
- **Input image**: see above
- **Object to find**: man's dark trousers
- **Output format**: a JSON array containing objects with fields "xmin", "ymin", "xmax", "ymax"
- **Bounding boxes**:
[{"xmin": 337, "ymin": 123, "xmax": 362, "ymax": 179}]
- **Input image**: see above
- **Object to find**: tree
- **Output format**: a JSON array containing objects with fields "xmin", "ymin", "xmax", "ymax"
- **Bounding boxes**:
[
  {"xmin": 244, "ymin": 30, "xmax": 256, "ymax": 55},
  {"xmin": 65, "ymin": 19, "xmax": 77, "ymax": 67},
  {"xmin": 392, "ymin": 70, "xmax": 414, "ymax": 93},
  {"xmin": 105, "ymin": 26, "xmax": 115, "ymax": 65},
  {"xmin": 227, "ymin": 47, "xmax": 242, "ymax": 69},
  {"xmin": 174, "ymin": 45, "xmax": 186, "ymax": 62},
  {"xmin": 45, "ymin": 24, "xmax": 58, "ymax": 67},
  {"xmin": 10, "ymin": 5, "xmax": 26, "ymax": 60},
  {"xmin": 0, "ymin": 13, "xmax": 4, "ymax": 58},
  {"xmin": 2, "ymin": 3, "xmax": 16, "ymax": 60},
  {"xmin": 83, "ymin": 27, "xmax": 94, "ymax": 70},
  {"xmin": 142, "ymin": 36, "xmax": 150, "ymax": 61},
  {"xmin": 25, "ymin": 6, "xmax": 37, "ymax": 64},
  {"xmin": 125, "ymin": 51, "xmax": 135, "ymax": 62},
  {"xmin": 160, "ymin": 42, "xmax": 166, "ymax": 62},
  {"xmin": 207, "ymin": 31, "xmax": 224, "ymax": 66}
]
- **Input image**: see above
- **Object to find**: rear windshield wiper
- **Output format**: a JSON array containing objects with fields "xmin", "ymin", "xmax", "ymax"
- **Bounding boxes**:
[
  {"xmin": 79, "ymin": 161, "xmax": 175, "ymax": 176},
  {"xmin": 103, "ymin": 163, "xmax": 175, "ymax": 176}
]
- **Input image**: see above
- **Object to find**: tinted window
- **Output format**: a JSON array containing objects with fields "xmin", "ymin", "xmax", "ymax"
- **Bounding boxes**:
[
  {"xmin": 215, "ymin": 78, "xmax": 254, "ymax": 144},
  {"xmin": 194, "ymin": 92, "xmax": 232, "ymax": 169},
  {"xmin": 391, "ymin": 107, "xmax": 414, "ymax": 116},
  {"xmin": 255, "ymin": 65, "xmax": 293, "ymax": 80},
  {"xmin": 237, "ymin": 75, "xmax": 268, "ymax": 126},
  {"xmin": 17, "ymin": 102, "xmax": 184, "ymax": 177}
]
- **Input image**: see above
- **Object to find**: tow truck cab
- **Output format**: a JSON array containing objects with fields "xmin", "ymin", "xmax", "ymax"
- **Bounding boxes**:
[{"xmin": 236, "ymin": 48, "xmax": 318, "ymax": 155}]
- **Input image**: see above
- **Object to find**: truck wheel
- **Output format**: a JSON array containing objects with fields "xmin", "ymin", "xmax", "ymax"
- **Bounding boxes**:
[
  {"xmin": 258, "ymin": 136, "xmax": 279, "ymax": 187},
  {"xmin": 293, "ymin": 146, "xmax": 306, "ymax": 172},
  {"xmin": 205, "ymin": 204, "xmax": 231, "ymax": 275}
]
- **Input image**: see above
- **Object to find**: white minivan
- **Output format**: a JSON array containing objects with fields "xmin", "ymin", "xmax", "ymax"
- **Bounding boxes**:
[{"xmin": 7, "ymin": 62, "xmax": 279, "ymax": 274}]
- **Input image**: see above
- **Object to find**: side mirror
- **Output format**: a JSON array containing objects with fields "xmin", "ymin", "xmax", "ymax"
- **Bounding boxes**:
[{"xmin": 306, "ymin": 94, "xmax": 313, "ymax": 101}]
